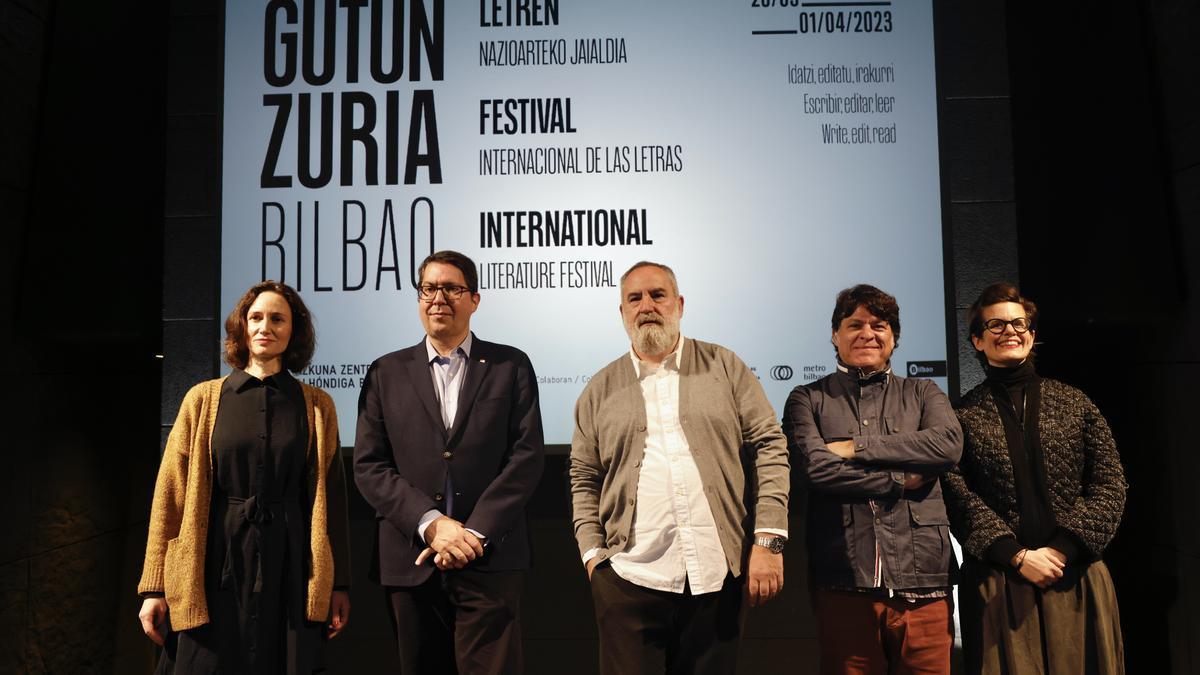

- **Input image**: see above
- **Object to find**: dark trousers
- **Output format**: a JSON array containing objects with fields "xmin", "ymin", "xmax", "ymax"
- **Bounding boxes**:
[
  {"xmin": 386, "ymin": 569, "xmax": 524, "ymax": 675},
  {"xmin": 813, "ymin": 589, "xmax": 954, "ymax": 675},
  {"xmin": 589, "ymin": 565, "xmax": 743, "ymax": 675}
]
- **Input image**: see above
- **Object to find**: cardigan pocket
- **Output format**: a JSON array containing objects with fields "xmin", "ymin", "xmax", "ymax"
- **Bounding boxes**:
[{"xmin": 163, "ymin": 536, "xmax": 184, "ymax": 608}]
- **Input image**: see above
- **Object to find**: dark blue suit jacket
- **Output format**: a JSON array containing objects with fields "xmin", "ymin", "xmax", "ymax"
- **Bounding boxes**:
[{"xmin": 353, "ymin": 335, "xmax": 545, "ymax": 586}]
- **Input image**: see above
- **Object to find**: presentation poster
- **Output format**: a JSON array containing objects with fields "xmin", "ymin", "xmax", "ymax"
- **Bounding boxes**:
[{"xmin": 222, "ymin": 0, "xmax": 947, "ymax": 445}]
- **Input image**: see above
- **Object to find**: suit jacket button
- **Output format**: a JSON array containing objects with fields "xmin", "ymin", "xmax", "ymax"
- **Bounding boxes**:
[
  {"xmin": 443, "ymin": 451, "xmax": 453, "ymax": 460},
  {"xmin": 434, "ymin": 493, "xmax": 444, "ymax": 501}
]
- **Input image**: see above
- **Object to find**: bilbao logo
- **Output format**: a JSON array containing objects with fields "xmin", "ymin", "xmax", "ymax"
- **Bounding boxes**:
[
  {"xmin": 906, "ymin": 361, "xmax": 947, "ymax": 377},
  {"xmin": 770, "ymin": 365, "xmax": 794, "ymax": 381}
]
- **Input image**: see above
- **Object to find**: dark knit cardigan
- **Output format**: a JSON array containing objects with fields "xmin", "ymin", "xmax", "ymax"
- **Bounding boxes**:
[{"xmin": 942, "ymin": 378, "xmax": 1126, "ymax": 562}]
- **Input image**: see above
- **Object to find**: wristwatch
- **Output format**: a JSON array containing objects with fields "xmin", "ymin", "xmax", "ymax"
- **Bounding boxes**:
[{"xmin": 754, "ymin": 535, "xmax": 787, "ymax": 554}]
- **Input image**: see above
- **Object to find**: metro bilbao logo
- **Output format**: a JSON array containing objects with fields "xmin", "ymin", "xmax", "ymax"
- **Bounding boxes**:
[{"xmin": 770, "ymin": 365, "xmax": 794, "ymax": 381}]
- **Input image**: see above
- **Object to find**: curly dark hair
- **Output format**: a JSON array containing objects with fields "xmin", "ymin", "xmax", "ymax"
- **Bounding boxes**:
[
  {"xmin": 830, "ymin": 284, "xmax": 901, "ymax": 348},
  {"xmin": 223, "ymin": 281, "xmax": 316, "ymax": 372},
  {"xmin": 967, "ymin": 281, "xmax": 1038, "ymax": 368}
]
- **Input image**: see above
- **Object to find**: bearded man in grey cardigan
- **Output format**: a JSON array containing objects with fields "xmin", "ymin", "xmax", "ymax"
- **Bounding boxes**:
[{"xmin": 570, "ymin": 261, "xmax": 790, "ymax": 675}]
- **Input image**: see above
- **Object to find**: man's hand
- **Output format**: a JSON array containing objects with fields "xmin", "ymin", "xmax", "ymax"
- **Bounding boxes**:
[
  {"xmin": 903, "ymin": 472, "xmax": 935, "ymax": 491},
  {"xmin": 1014, "ymin": 547, "xmax": 1066, "ymax": 588},
  {"xmin": 415, "ymin": 516, "xmax": 484, "ymax": 569},
  {"xmin": 586, "ymin": 557, "xmax": 600, "ymax": 580},
  {"xmin": 826, "ymin": 440, "xmax": 855, "ymax": 459},
  {"xmin": 327, "ymin": 590, "xmax": 351, "ymax": 638},
  {"xmin": 138, "ymin": 597, "xmax": 168, "ymax": 646},
  {"xmin": 746, "ymin": 545, "xmax": 784, "ymax": 607}
]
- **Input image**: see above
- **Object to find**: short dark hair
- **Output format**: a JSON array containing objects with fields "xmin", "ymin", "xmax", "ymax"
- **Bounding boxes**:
[
  {"xmin": 967, "ymin": 281, "xmax": 1038, "ymax": 338},
  {"xmin": 223, "ymin": 281, "xmax": 316, "ymax": 373},
  {"xmin": 831, "ymin": 284, "xmax": 901, "ymax": 345},
  {"xmin": 619, "ymin": 261, "xmax": 679, "ymax": 296},
  {"xmin": 967, "ymin": 282, "xmax": 1038, "ymax": 368},
  {"xmin": 418, "ymin": 250, "xmax": 479, "ymax": 293}
]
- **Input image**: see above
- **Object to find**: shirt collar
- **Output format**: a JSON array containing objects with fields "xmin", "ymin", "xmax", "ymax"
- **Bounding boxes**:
[
  {"xmin": 426, "ymin": 332, "xmax": 473, "ymax": 364},
  {"xmin": 835, "ymin": 359, "xmax": 891, "ymax": 385},
  {"xmin": 229, "ymin": 367, "xmax": 291, "ymax": 392},
  {"xmin": 630, "ymin": 335, "xmax": 685, "ymax": 379}
]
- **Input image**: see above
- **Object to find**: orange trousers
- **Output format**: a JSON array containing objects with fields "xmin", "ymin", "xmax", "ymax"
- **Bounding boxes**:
[{"xmin": 813, "ymin": 588, "xmax": 954, "ymax": 675}]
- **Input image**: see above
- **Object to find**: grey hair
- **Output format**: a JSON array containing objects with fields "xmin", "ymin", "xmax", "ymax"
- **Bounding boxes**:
[{"xmin": 619, "ymin": 261, "xmax": 679, "ymax": 296}]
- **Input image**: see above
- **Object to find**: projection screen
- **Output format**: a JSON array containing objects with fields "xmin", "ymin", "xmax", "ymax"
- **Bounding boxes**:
[{"xmin": 220, "ymin": 0, "xmax": 948, "ymax": 445}]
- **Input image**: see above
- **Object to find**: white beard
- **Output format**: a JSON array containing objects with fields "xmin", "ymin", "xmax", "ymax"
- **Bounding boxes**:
[{"xmin": 629, "ymin": 315, "xmax": 677, "ymax": 356}]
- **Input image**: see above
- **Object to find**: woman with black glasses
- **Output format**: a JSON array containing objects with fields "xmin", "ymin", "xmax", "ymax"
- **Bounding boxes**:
[{"xmin": 942, "ymin": 282, "xmax": 1126, "ymax": 674}]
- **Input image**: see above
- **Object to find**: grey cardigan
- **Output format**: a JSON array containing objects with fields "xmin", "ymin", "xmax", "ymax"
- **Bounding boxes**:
[{"xmin": 569, "ymin": 338, "xmax": 790, "ymax": 577}]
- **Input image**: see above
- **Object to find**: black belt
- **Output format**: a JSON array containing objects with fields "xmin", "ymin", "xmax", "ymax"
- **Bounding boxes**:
[{"xmin": 220, "ymin": 494, "xmax": 283, "ymax": 597}]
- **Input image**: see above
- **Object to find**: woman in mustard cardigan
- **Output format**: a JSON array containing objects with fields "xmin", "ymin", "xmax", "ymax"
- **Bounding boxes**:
[{"xmin": 138, "ymin": 281, "xmax": 351, "ymax": 673}]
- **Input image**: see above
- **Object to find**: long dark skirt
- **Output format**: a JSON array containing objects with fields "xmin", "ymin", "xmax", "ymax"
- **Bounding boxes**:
[{"xmin": 959, "ymin": 558, "xmax": 1123, "ymax": 675}]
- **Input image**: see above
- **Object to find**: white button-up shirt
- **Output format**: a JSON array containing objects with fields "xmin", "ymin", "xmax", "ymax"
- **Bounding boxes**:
[
  {"xmin": 417, "ymin": 334, "xmax": 485, "ymax": 545},
  {"xmin": 605, "ymin": 337, "xmax": 730, "ymax": 594}
]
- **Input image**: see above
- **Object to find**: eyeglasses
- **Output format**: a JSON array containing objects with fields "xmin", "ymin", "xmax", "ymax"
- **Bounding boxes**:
[
  {"xmin": 417, "ymin": 284, "xmax": 471, "ymax": 301},
  {"xmin": 983, "ymin": 317, "xmax": 1032, "ymax": 334}
]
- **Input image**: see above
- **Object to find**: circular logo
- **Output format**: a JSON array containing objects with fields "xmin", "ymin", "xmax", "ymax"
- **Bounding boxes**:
[
  {"xmin": 770, "ymin": 365, "xmax": 794, "ymax": 381},
  {"xmin": 909, "ymin": 363, "xmax": 920, "ymax": 376}
]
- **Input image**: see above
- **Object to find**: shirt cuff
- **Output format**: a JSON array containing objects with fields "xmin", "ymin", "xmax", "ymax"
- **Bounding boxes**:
[
  {"xmin": 754, "ymin": 528, "xmax": 789, "ymax": 539},
  {"xmin": 582, "ymin": 547, "xmax": 601, "ymax": 565},
  {"xmin": 466, "ymin": 527, "xmax": 489, "ymax": 547},
  {"xmin": 416, "ymin": 509, "xmax": 443, "ymax": 544},
  {"xmin": 1047, "ymin": 529, "xmax": 1081, "ymax": 564},
  {"xmin": 985, "ymin": 536, "xmax": 1023, "ymax": 568},
  {"xmin": 852, "ymin": 433, "xmax": 870, "ymax": 456}
]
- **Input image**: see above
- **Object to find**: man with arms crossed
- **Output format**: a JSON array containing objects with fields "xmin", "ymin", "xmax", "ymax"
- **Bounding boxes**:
[
  {"xmin": 570, "ymin": 261, "xmax": 790, "ymax": 674},
  {"xmin": 783, "ymin": 284, "xmax": 961, "ymax": 675},
  {"xmin": 354, "ymin": 250, "xmax": 544, "ymax": 674}
]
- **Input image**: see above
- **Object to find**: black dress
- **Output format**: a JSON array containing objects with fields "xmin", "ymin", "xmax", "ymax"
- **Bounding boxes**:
[{"xmin": 158, "ymin": 369, "xmax": 326, "ymax": 674}]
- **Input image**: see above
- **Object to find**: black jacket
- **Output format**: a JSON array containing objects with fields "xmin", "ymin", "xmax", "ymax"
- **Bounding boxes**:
[
  {"xmin": 353, "ymin": 335, "xmax": 545, "ymax": 586},
  {"xmin": 783, "ymin": 368, "xmax": 962, "ymax": 589},
  {"xmin": 942, "ymin": 378, "xmax": 1126, "ymax": 564}
]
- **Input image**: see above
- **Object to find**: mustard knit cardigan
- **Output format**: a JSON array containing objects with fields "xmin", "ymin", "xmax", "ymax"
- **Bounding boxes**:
[{"xmin": 138, "ymin": 377, "xmax": 351, "ymax": 631}]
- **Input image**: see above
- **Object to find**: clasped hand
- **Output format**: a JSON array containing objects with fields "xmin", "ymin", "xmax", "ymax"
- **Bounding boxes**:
[
  {"xmin": 1014, "ymin": 547, "xmax": 1067, "ymax": 588},
  {"xmin": 415, "ymin": 515, "xmax": 484, "ymax": 570}
]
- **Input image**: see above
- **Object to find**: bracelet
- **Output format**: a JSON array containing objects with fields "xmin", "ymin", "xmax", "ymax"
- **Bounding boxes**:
[{"xmin": 1014, "ymin": 549, "xmax": 1028, "ymax": 569}]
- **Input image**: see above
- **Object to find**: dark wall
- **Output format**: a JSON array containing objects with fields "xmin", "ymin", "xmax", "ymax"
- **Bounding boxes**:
[
  {"xmin": 937, "ymin": 0, "xmax": 1020, "ymax": 393},
  {"xmin": 0, "ymin": 0, "xmax": 165, "ymax": 672},
  {"xmin": 1005, "ymin": 1, "xmax": 1200, "ymax": 672}
]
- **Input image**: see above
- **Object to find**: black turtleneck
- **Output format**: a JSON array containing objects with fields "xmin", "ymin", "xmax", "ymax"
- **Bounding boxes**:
[{"xmin": 982, "ymin": 360, "xmax": 1081, "ymax": 567}]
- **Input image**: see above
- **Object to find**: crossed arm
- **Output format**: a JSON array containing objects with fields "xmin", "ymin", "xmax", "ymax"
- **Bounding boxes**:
[{"xmin": 782, "ymin": 382, "xmax": 962, "ymax": 498}]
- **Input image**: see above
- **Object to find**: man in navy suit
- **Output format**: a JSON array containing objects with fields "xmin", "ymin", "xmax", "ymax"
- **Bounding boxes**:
[{"xmin": 354, "ymin": 250, "xmax": 545, "ymax": 675}]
